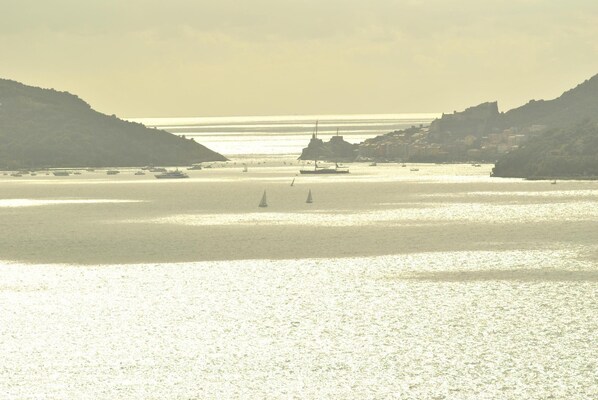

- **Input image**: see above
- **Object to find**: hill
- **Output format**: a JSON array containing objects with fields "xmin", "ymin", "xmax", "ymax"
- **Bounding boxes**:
[
  {"xmin": 428, "ymin": 102, "xmax": 501, "ymax": 143},
  {"xmin": 491, "ymin": 121, "xmax": 598, "ymax": 178},
  {"xmin": 490, "ymin": 74, "xmax": 598, "ymax": 178},
  {"xmin": 500, "ymin": 75, "xmax": 598, "ymax": 130},
  {"xmin": 298, "ymin": 134, "xmax": 358, "ymax": 162},
  {"xmin": 356, "ymin": 73, "xmax": 598, "ymax": 168},
  {"xmin": 0, "ymin": 79, "xmax": 227, "ymax": 169},
  {"xmin": 428, "ymin": 74, "xmax": 598, "ymax": 140}
]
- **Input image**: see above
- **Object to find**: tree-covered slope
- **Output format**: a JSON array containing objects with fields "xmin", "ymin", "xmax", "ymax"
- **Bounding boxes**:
[
  {"xmin": 492, "ymin": 121, "xmax": 598, "ymax": 178},
  {"xmin": 500, "ymin": 74, "xmax": 598, "ymax": 130},
  {"xmin": 426, "ymin": 74, "xmax": 598, "ymax": 142},
  {"xmin": 0, "ymin": 79, "xmax": 227, "ymax": 168}
]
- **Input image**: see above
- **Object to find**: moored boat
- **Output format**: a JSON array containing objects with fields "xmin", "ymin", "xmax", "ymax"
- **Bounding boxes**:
[
  {"xmin": 300, "ymin": 163, "xmax": 350, "ymax": 174},
  {"xmin": 155, "ymin": 169, "xmax": 189, "ymax": 179},
  {"xmin": 299, "ymin": 122, "xmax": 350, "ymax": 175}
]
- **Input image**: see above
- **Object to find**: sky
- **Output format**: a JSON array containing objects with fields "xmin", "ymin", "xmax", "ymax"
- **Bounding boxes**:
[{"xmin": 1, "ymin": 0, "xmax": 597, "ymax": 117}]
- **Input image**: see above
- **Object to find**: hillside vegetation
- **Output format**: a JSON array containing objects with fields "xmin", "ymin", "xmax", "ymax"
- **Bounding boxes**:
[
  {"xmin": 491, "ymin": 75, "xmax": 598, "ymax": 178},
  {"xmin": 501, "ymin": 75, "xmax": 598, "ymax": 130},
  {"xmin": 353, "ymin": 72, "xmax": 598, "ymax": 176},
  {"xmin": 492, "ymin": 121, "xmax": 598, "ymax": 178},
  {"xmin": 0, "ymin": 79, "xmax": 227, "ymax": 169}
]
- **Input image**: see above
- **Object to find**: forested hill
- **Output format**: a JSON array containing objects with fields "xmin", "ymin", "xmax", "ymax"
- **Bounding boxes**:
[
  {"xmin": 0, "ymin": 79, "xmax": 227, "ymax": 169},
  {"xmin": 491, "ymin": 121, "xmax": 598, "ymax": 178},
  {"xmin": 500, "ymin": 74, "xmax": 598, "ymax": 130},
  {"xmin": 428, "ymin": 73, "xmax": 598, "ymax": 141},
  {"xmin": 491, "ymin": 75, "xmax": 598, "ymax": 178}
]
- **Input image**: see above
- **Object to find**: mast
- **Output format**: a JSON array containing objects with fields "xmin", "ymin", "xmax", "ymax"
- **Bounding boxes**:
[{"xmin": 314, "ymin": 121, "xmax": 319, "ymax": 169}]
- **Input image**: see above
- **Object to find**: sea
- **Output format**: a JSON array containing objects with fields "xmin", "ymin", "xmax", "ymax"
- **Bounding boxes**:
[
  {"xmin": 129, "ymin": 113, "xmax": 440, "ymax": 156},
  {"xmin": 1, "ymin": 114, "xmax": 597, "ymax": 399}
]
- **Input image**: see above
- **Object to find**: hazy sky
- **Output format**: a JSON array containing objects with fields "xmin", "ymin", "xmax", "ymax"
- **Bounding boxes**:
[{"xmin": 1, "ymin": 0, "xmax": 597, "ymax": 117}]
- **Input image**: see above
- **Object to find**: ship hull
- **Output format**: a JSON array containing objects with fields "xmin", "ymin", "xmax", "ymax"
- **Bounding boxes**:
[{"xmin": 299, "ymin": 169, "xmax": 349, "ymax": 174}]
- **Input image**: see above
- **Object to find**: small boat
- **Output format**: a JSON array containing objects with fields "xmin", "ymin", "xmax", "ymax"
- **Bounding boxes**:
[
  {"xmin": 134, "ymin": 171, "xmax": 146, "ymax": 176},
  {"xmin": 74, "ymin": 171, "xmax": 82, "ymax": 175},
  {"xmin": 187, "ymin": 164, "xmax": 203, "ymax": 170},
  {"xmin": 243, "ymin": 165, "xmax": 248, "ymax": 172},
  {"xmin": 410, "ymin": 168, "xmax": 419, "ymax": 172},
  {"xmin": 10, "ymin": 172, "xmax": 22, "ymax": 177},
  {"xmin": 369, "ymin": 162, "xmax": 377, "ymax": 166},
  {"xmin": 53, "ymin": 171, "xmax": 70, "ymax": 176},
  {"xmin": 306, "ymin": 189, "xmax": 313, "ymax": 204},
  {"xmin": 149, "ymin": 167, "xmax": 167, "ymax": 172},
  {"xmin": 258, "ymin": 190, "xmax": 268, "ymax": 208},
  {"xmin": 401, "ymin": 164, "xmax": 407, "ymax": 167},
  {"xmin": 106, "ymin": 170, "xmax": 120, "ymax": 175},
  {"xmin": 155, "ymin": 169, "xmax": 189, "ymax": 179},
  {"xmin": 551, "ymin": 180, "xmax": 557, "ymax": 185}
]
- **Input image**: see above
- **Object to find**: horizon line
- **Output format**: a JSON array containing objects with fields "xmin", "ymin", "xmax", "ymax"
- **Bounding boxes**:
[{"xmin": 127, "ymin": 112, "xmax": 442, "ymax": 125}]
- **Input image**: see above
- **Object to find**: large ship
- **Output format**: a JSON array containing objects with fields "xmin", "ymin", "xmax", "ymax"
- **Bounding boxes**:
[
  {"xmin": 299, "ymin": 122, "xmax": 350, "ymax": 174},
  {"xmin": 154, "ymin": 169, "xmax": 189, "ymax": 179},
  {"xmin": 299, "ymin": 162, "xmax": 349, "ymax": 174}
]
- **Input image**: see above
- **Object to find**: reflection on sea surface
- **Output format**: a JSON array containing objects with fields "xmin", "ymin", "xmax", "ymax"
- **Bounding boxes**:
[
  {"xmin": 402, "ymin": 268, "xmax": 598, "ymax": 282},
  {"xmin": 420, "ymin": 189, "xmax": 598, "ymax": 199},
  {"xmin": 0, "ymin": 199, "xmax": 142, "ymax": 208},
  {"xmin": 1, "ymin": 249, "xmax": 596, "ymax": 399},
  {"xmin": 1, "ymin": 162, "xmax": 597, "ymax": 399},
  {"xmin": 133, "ymin": 200, "xmax": 598, "ymax": 227}
]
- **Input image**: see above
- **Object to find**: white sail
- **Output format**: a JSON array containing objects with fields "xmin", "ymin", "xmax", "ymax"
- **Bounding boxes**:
[
  {"xmin": 306, "ymin": 189, "xmax": 313, "ymax": 204},
  {"xmin": 258, "ymin": 190, "xmax": 268, "ymax": 207}
]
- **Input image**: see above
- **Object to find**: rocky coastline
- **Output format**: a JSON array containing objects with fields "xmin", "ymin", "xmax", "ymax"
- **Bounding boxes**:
[{"xmin": 298, "ymin": 73, "xmax": 598, "ymax": 179}]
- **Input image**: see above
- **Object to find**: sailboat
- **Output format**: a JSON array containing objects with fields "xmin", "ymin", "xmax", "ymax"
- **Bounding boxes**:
[
  {"xmin": 300, "ymin": 122, "xmax": 349, "ymax": 175},
  {"xmin": 306, "ymin": 189, "xmax": 313, "ymax": 203},
  {"xmin": 258, "ymin": 190, "xmax": 268, "ymax": 208}
]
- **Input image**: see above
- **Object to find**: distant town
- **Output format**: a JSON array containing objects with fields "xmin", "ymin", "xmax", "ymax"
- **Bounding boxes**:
[{"xmin": 358, "ymin": 121, "xmax": 547, "ymax": 163}]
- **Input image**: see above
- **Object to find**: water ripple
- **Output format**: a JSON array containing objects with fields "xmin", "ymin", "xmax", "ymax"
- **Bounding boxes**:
[
  {"xmin": 1, "ymin": 249, "xmax": 596, "ymax": 399},
  {"xmin": 0, "ymin": 199, "xmax": 143, "ymax": 208},
  {"xmin": 125, "ymin": 200, "xmax": 598, "ymax": 227}
]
